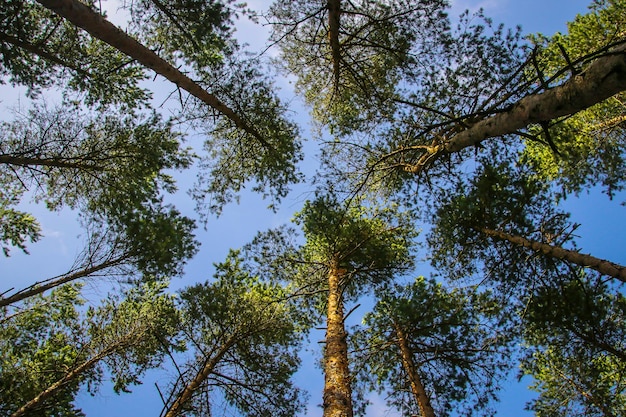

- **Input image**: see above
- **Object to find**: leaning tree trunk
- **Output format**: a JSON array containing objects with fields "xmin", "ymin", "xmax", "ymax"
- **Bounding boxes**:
[
  {"xmin": 163, "ymin": 335, "xmax": 237, "ymax": 417},
  {"xmin": 409, "ymin": 41, "xmax": 626, "ymax": 173},
  {"xmin": 479, "ymin": 227, "xmax": 626, "ymax": 283},
  {"xmin": 393, "ymin": 322, "xmax": 436, "ymax": 417},
  {"xmin": 11, "ymin": 342, "xmax": 120, "ymax": 417},
  {"xmin": 323, "ymin": 258, "xmax": 353, "ymax": 417},
  {"xmin": 0, "ymin": 254, "xmax": 128, "ymax": 307},
  {"xmin": 35, "ymin": 0, "xmax": 274, "ymax": 153}
]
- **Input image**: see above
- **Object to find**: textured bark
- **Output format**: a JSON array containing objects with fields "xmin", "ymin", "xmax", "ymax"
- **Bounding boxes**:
[
  {"xmin": 35, "ymin": 0, "xmax": 273, "ymax": 152},
  {"xmin": 407, "ymin": 42, "xmax": 626, "ymax": 173},
  {"xmin": 479, "ymin": 227, "xmax": 626, "ymax": 283},
  {"xmin": 323, "ymin": 258, "xmax": 353, "ymax": 417},
  {"xmin": 163, "ymin": 335, "xmax": 237, "ymax": 417},
  {"xmin": 327, "ymin": 0, "xmax": 341, "ymax": 92},
  {"xmin": 394, "ymin": 323, "xmax": 436, "ymax": 417},
  {"xmin": 447, "ymin": 42, "xmax": 626, "ymax": 152}
]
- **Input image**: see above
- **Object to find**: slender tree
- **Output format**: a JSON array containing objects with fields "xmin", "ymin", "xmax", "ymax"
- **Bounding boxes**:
[
  {"xmin": 352, "ymin": 278, "xmax": 512, "ymax": 417},
  {"xmin": 268, "ymin": 0, "xmax": 449, "ymax": 133},
  {"xmin": 161, "ymin": 250, "xmax": 306, "ymax": 417},
  {"xmin": 1, "ymin": 282, "xmax": 180, "ymax": 417},
  {"xmin": 478, "ymin": 227, "xmax": 626, "ymax": 282},
  {"xmin": 252, "ymin": 194, "xmax": 416, "ymax": 417},
  {"xmin": 428, "ymin": 159, "xmax": 626, "ymax": 286}
]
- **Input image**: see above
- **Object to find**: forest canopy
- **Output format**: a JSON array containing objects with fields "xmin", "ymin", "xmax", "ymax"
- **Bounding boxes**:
[{"xmin": 1, "ymin": 1, "xmax": 625, "ymax": 417}]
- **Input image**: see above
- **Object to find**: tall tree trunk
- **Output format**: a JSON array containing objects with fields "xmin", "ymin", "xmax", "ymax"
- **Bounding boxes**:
[
  {"xmin": 327, "ymin": 0, "xmax": 341, "ymax": 92},
  {"xmin": 479, "ymin": 227, "xmax": 626, "ymax": 282},
  {"xmin": 35, "ymin": 0, "xmax": 275, "ymax": 154},
  {"xmin": 409, "ymin": 41, "xmax": 626, "ymax": 173},
  {"xmin": 393, "ymin": 322, "xmax": 436, "ymax": 417},
  {"xmin": 163, "ymin": 335, "xmax": 237, "ymax": 417},
  {"xmin": 323, "ymin": 258, "xmax": 353, "ymax": 417}
]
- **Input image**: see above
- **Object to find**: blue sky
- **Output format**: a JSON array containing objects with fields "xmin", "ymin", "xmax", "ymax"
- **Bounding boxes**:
[{"xmin": 3, "ymin": 0, "xmax": 625, "ymax": 416}]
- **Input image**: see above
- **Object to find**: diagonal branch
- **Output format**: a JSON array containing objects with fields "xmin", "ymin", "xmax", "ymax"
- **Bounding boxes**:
[
  {"xmin": 478, "ymin": 227, "xmax": 626, "ymax": 283},
  {"xmin": 35, "ymin": 0, "xmax": 276, "ymax": 155},
  {"xmin": 410, "ymin": 42, "xmax": 626, "ymax": 174}
]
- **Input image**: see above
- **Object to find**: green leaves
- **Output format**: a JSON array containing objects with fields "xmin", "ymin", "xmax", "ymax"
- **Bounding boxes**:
[
  {"xmin": 0, "ymin": 0, "xmax": 149, "ymax": 108},
  {"xmin": 0, "ymin": 104, "xmax": 198, "ymax": 275},
  {"xmin": 0, "ymin": 193, "xmax": 41, "ymax": 256},
  {"xmin": 0, "ymin": 282, "xmax": 178, "ymax": 416},
  {"xmin": 520, "ymin": 274, "xmax": 626, "ymax": 416},
  {"xmin": 294, "ymin": 195, "xmax": 416, "ymax": 296},
  {"xmin": 521, "ymin": 0, "xmax": 626, "ymax": 199},
  {"xmin": 352, "ymin": 277, "xmax": 512, "ymax": 417},
  {"xmin": 268, "ymin": 0, "xmax": 450, "ymax": 133},
  {"xmin": 166, "ymin": 250, "xmax": 307, "ymax": 417},
  {"xmin": 192, "ymin": 56, "xmax": 303, "ymax": 215}
]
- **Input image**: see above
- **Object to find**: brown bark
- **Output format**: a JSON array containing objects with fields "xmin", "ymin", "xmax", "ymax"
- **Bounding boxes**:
[
  {"xmin": 163, "ymin": 335, "xmax": 237, "ymax": 417},
  {"xmin": 409, "ymin": 42, "xmax": 626, "ymax": 173},
  {"xmin": 327, "ymin": 0, "xmax": 341, "ymax": 92},
  {"xmin": 394, "ymin": 322, "xmax": 436, "ymax": 417},
  {"xmin": 0, "ymin": 254, "xmax": 128, "ymax": 307},
  {"xmin": 323, "ymin": 258, "xmax": 353, "ymax": 417},
  {"xmin": 34, "ymin": 0, "xmax": 275, "ymax": 153},
  {"xmin": 479, "ymin": 227, "xmax": 626, "ymax": 283}
]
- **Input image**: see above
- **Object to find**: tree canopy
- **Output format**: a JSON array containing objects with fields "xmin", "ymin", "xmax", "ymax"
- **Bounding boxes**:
[{"xmin": 2, "ymin": 0, "xmax": 626, "ymax": 416}]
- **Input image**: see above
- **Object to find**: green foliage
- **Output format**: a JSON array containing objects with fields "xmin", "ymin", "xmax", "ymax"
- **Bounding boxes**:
[
  {"xmin": 428, "ymin": 160, "xmax": 569, "ymax": 285},
  {"xmin": 0, "ymin": 282, "xmax": 178, "ymax": 415},
  {"xmin": 293, "ymin": 194, "xmax": 416, "ymax": 301},
  {"xmin": 126, "ymin": 0, "xmax": 242, "ymax": 72},
  {"xmin": 522, "ymin": 0, "xmax": 626, "ymax": 198},
  {"xmin": 352, "ymin": 277, "xmax": 512, "ymax": 417},
  {"xmin": 520, "ymin": 274, "xmax": 626, "ymax": 416},
  {"xmin": 170, "ymin": 250, "xmax": 307, "ymax": 417},
  {"xmin": 86, "ymin": 281, "xmax": 182, "ymax": 393},
  {"xmin": 192, "ymin": 56, "xmax": 303, "ymax": 215},
  {"xmin": 268, "ymin": 0, "xmax": 450, "ymax": 134},
  {"xmin": 0, "ymin": 0, "xmax": 149, "ymax": 108},
  {"xmin": 0, "ymin": 186, "xmax": 41, "ymax": 256},
  {"xmin": 0, "ymin": 284, "xmax": 85, "ymax": 417},
  {"xmin": 0, "ymin": 104, "xmax": 198, "ymax": 275}
]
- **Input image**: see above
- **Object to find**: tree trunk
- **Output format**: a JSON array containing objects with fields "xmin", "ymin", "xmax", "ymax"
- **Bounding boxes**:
[
  {"xmin": 408, "ymin": 41, "xmax": 626, "ymax": 173},
  {"xmin": 163, "ymin": 335, "xmax": 237, "ymax": 417},
  {"xmin": 447, "ymin": 42, "xmax": 626, "ymax": 152},
  {"xmin": 323, "ymin": 258, "xmax": 353, "ymax": 417},
  {"xmin": 479, "ymin": 227, "xmax": 626, "ymax": 283},
  {"xmin": 34, "ymin": 0, "xmax": 274, "ymax": 153},
  {"xmin": 393, "ymin": 322, "xmax": 436, "ymax": 417},
  {"xmin": 327, "ymin": 0, "xmax": 341, "ymax": 92},
  {"xmin": 11, "ymin": 344, "xmax": 119, "ymax": 417},
  {"xmin": 0, "ymin": 254, "xmax": 128, "ymax": 307},
  {"xmin": 0, "ymin": 155, "xmax": 106, "ymax": 170}
]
